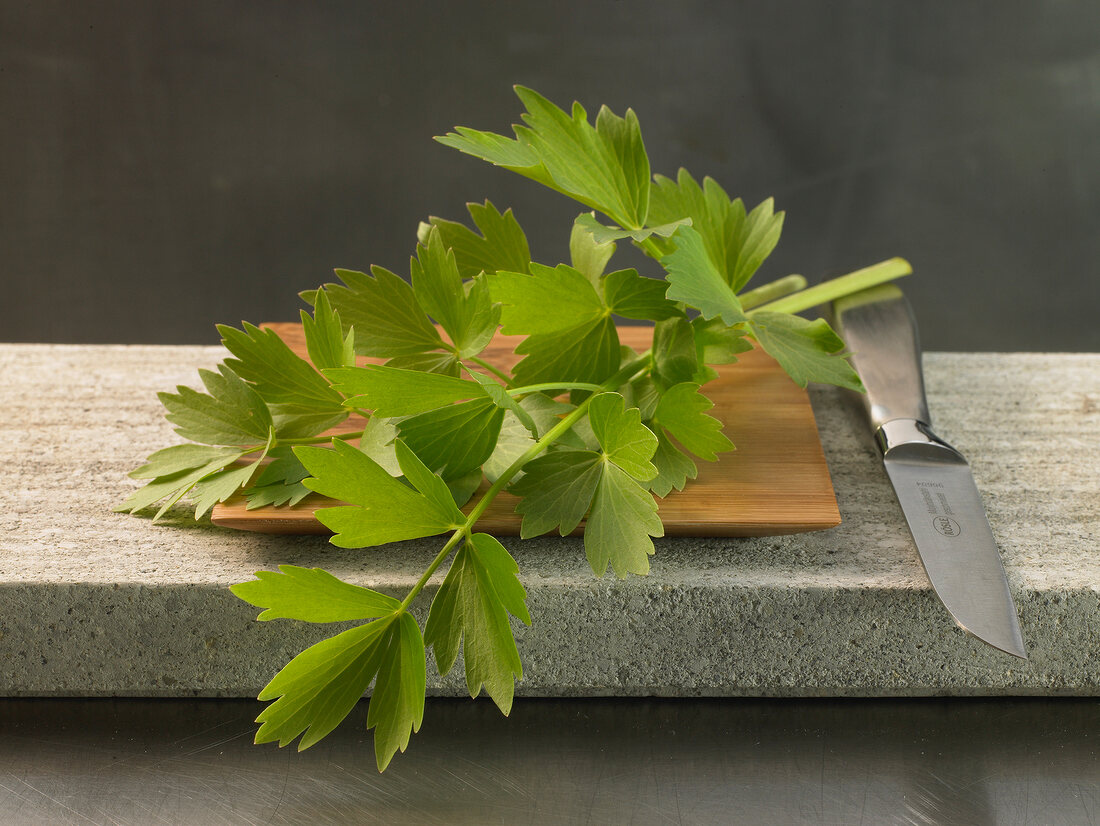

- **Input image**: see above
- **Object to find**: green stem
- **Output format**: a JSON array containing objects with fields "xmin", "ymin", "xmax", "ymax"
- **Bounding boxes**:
[
  {"xmin": 399, "ymin": 528, "xmax": 468, "ymax": 612},
  {"xmin": 467, "ymin": 356, "xmax": 515, "ymax": 388},
  {"xmin": 739, "ymin": 274, "xmax": 808, "ymax": 311},
  {"xmin": 748, "ymin": 257, "xmax": 912, "ymax": 316},
  {"xmin": 238, "ymin": 427, "xmax": 365, "ymax": 457},
  {"xmin": 275, "ymin": 430, "xmax": 365, "ymax": 447},
  {"xmin": 466, "ymin": 392, "xmax": 596, "ymax": 524},
  {"xmin": 639, "ymin": 237, "xmax": 665, "ymax": 260},
  {"xmin": 473, "ymin": 352, "xmax": 652, "ymax": 525},
  {"xmin": 508, "ymin": 381, "xmax": 605, "ymax": 396},
  {"xmin": 396, "ymin": 352, "xmax": 653, "ymax": 612}
]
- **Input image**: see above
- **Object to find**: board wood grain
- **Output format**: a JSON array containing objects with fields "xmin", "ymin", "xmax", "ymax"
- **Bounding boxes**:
[{"xmin": 211, "ymin": 324, "xmax": 840, "ymax": 537}]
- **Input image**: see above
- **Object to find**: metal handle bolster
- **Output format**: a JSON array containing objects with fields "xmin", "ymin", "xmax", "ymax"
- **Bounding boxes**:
[
  {"xmin": 875, "ymin": 418, "xmax": 967, "ymax": 467},
  {"xmin": 875, "ymin": 418, "xmax": 949, "ymax": 454}
]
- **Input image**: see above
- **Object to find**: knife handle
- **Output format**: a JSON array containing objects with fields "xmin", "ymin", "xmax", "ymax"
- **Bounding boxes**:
[{"xmin": 831, "ymin": 285, "xmax": 931, "ymax": 432}]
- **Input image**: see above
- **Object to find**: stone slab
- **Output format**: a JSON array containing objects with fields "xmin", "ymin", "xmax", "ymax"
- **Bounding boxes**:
[{"xmin": 1, "ymin": 344, "xmax": 1098, "ymax": 697}]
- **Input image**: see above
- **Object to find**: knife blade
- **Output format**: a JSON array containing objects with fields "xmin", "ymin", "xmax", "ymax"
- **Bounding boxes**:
[{"xmin": 831, "ymin": 285, "xmax": 1027, "ymax": 658}]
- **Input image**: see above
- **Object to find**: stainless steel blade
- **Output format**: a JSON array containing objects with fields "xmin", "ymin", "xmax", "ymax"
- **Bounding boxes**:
[
  {"xmin": 832, "ymin": 286, "xmax": 1027, "ymax": 658},
  {"xmin": 880, "ymin": 425, "xmax": 1027, "ymax": 658}
]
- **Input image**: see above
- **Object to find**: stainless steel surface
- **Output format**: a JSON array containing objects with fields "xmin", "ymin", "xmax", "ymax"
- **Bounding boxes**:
[
  {"xmin": 833, "ymin": 287, "xmax": 1027, "ymax": 658},
  {"xmin": 883, "ymin": 450, "xmax": 1028, "ymax": 659},
  {"xmin": 3, "ymin": 698, "xmax": 1099, "ymax": 825}
]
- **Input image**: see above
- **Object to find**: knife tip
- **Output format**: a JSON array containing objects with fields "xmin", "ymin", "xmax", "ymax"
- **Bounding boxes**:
[
  {"xmin": 999, "ymin": 644, "xmax": 1029, "ymax": 661},
  {"xmin": 957, "ymin": 622, "xmax": 1028, "ymax": 660}
]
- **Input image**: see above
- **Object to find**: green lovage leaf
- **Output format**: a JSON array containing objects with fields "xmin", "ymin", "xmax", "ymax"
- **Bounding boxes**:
[
  {"xmin": 466, "ymin": 371, "xmax": 539, "ymax": 436},
  {"xmin": 408, "ymin": 227, "xmax": 465, "ymax": 341},
  {"xmin": 490, "ymin": 262, "xmax": 642, "ymax": 386},
  {"xmin": 437, "ymin": 86, "xmax": 651, "ymax": 230},
  {"xmin": 652, "ymin": 383, "xmax": 733, "ymax": 462},
  {"xmin": 572, "ymin": 211, "xmax": 690, "ymax": 245},
  {"xmin": 581, "ymin": 393, "xmax": 663, "ymax": 578},
  {"xmin": 648, "ymin": 169, "xmax": 785, "ymax": 292},
  {"xmin": 266, "ymin": 408, "xmax": 349, "ymax": 442},
  {"xmin": 587, "ymin": 392, "xmax": 658, "ymax": 482},
  {"xmin": 245, "ymin": 480, "xmax": 310, "ymax": 510},
  {"xmin": 159, "ymin": 364, "xmax": 274, "ymax": 446},
  {"xmin": 218, "ymin": 322, "xmax": 347, "ymax": 414},
  {"xmin": 115, "ymin": 445, "xmax": 247, "ymax": 519},
  {"xmin": 519, "ymin": 393, "xmax": 578, "ymax": 438},
  {"xmin": 305, "ymin": 266, "xmax": 445, "ymax": 359},
  {"xmin": 411, "ymin": 226, "xmax": 500, "ymax": 358},
  {"xmin": 382, "ymin": 351, "xmax": 461, "ymax": 378},
  {"xmin": 392, "ymin": 439, "xmax": 469, "ymax": 521},
  {"xmin": 625, "ymin": 375, "xmax": 661, "ymax": 422},
  {"xmin": 119, "ymin": 425, "xmax": 273, "ymax": 522},
  {"xmin": 127, "ymin": 443, "xmax": 243, "ymax": 481},
  {"xmin": 231, "ymin": 564, "xmax": 401, "ymax": 623},
  {"xmin": 419, "ymin": 200, "xmax": 531, "ymax": 280},
  {"xmin": 436, "ymin": 125, "xmax": 556, "ymax": 189},
  {"xmin": 662, "ymin": 225, "xmax": 747, "ymax": 327},
  {"xmin": 490, "ymin": 262, "xmax": 607, "ymax": 335},
  {"xmin": 271, "ymin": 409, "xmax": 349, "ymax": 442},
  {"xmin": 324, "ymin": 364, "xmax": 488, "ymax": 418},
  {"xmin": 454, "ymin": 275, "xmax": 501, "ymax": 359},
  {"xmin": 510, "ymin": 393, "xmax": 662, "ymax": 577},
  {"xmin": 646, "ymin": 168, "xmax": 736, "ymax": 263},
  {"xmin": 254, "ymin": 618, "xmax": 390, "ymax": 751},
  {"xmin": 648, "ymin": 430, "xmax": 699, "ymax": 498},
  {"xmin": 651, "ymin": 317, "xmax": 700, "ymax": 390},
  {"xmin": 585, "ymin": 461, "xmax": 664, "ymax": 578},
  {"xmin": 488, "ymin": 275, "xmax": 616, "ymax": 385},
  {"xmin": 244, "ymin": 446, "xmax": 312, "ymax": 509},
  {"xmin": 482, "ymin": 410, "xmax": 536, "ymax": 483},
  {"xmin": 357, "ymin": 416, "xmax": 401, "ymax": 476},
  {"xmin": 253, "ymin": 610, "xmax": 425, "ymax": 772},
  {"xmin": 189, "ymin": 427, "xmax": 274, "ymax": 518},
  {"xmin": 366, "ymin": 612, "xmax": 427, "ymax": 771},
  {"xmin": 601, "ymin": 268, "xmax": 682, "ymax": 323},
  {"xmin": 570, "ymin": 214, "xmax": 617, "ymax": 281},
  {"xmin": 692, "ymin": 316, "xmax": 753, "ymax": 365},
  {"xmin": 445, "ymin": 469, "xmax": 484, "ymax": 509},
  {"xmin": 396, "ymin": 397, "xmax": 505, "ymax": 479},
  {"xmin": 424, "ymin": 532, "xmax": 531, "ymax": 713},
  {"xmin": 727, "ymin": 197, "xmax": 785, "ymax": 292},
  {"xmin": 301, "ymin": 289, "xmax": 355, "ymax": 372},
  {"xmin": 511, "ymin": 318, "xmax": 620, "ymax": 388},
  {"xmin": 294, "ymin": 439, "xmax": 463, "ymax": 547},
  {"xmin": 509, "ymin": 451, "xmax": 603, "ymax": 538},
  {"xmin": 748, "ymin": 312, "xmax": 863, "ymax": 391}
]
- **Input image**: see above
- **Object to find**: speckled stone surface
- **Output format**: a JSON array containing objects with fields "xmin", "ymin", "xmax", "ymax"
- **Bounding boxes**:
[{"xmin": 1, "ymin": 345, "xmax": 1098, "ymax": 697}]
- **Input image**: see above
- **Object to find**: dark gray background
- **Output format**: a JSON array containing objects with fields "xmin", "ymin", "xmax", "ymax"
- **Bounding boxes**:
[{"xmin": 3, "ymin": 0, "xmax": 1098, "ymax": 350}]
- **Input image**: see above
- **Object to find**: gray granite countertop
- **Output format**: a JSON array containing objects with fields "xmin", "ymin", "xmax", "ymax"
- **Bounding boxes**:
[{"xmin": 1, "ymin": 344, "xmax": 1098, "ymax": 697}]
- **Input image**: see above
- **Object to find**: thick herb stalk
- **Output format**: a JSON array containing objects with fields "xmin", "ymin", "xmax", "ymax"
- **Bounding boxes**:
[{"xmin": 117, "ymin": 86, "xmax": 911, "ymax": 771}]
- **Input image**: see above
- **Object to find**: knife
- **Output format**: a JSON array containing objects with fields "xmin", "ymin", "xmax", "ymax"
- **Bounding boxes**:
[{"xmin": 831, "ymin": 285, "xmax": 1027, "ymax": 658}]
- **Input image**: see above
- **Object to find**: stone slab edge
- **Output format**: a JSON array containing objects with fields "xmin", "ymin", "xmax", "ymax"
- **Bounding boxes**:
[{"xmin": 4, "ymin": 578, "xmax": 1095, "ymax": 698}]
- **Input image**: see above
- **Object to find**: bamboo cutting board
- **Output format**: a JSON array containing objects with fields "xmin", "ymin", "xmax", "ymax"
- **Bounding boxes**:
[{"xmin": 211, "ymin": 324, "xmax": 840, "ymax": 537}]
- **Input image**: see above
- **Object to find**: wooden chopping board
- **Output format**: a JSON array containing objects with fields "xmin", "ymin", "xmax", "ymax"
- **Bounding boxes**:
[{"xmin": 211, "ymin": 324, "xmax": 840, "ymax": 537}]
